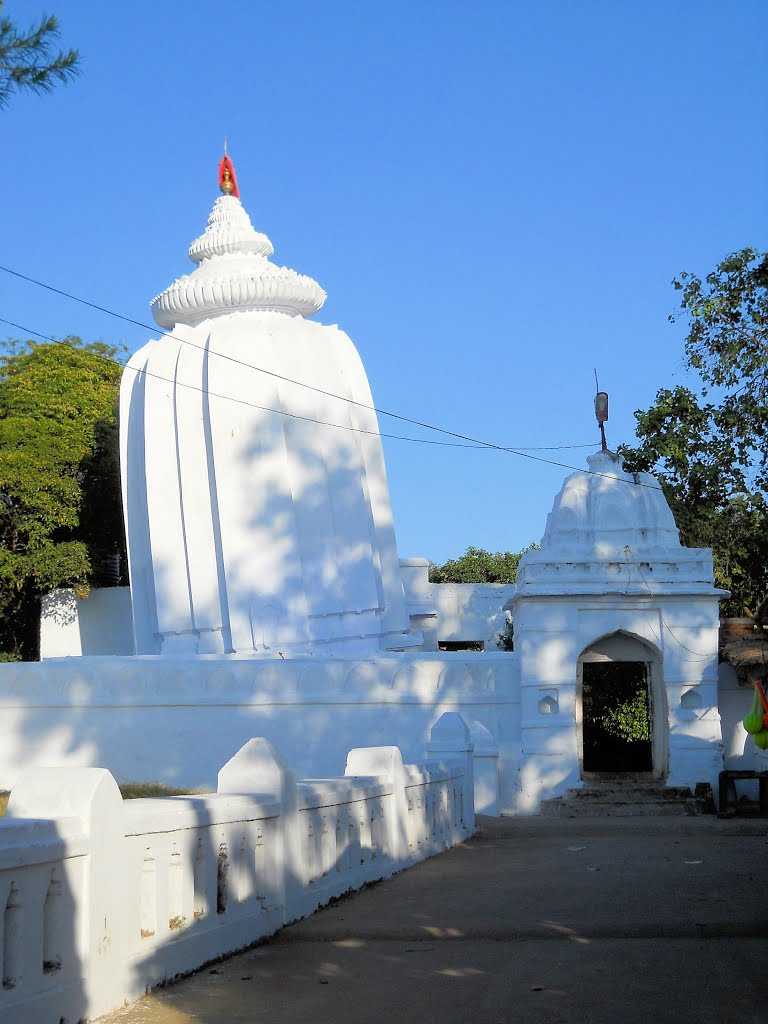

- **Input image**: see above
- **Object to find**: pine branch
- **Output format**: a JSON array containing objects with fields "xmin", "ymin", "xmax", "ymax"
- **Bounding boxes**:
[{"xmin": 0, "ymin": 3, "xmax": 79, "ymax": 109}]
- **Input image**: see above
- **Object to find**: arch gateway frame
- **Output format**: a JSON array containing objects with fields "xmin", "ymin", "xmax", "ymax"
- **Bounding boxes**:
[
  {"xmin": 576, "ymin": 630, "xmax": 668, "ymax": 780},
  {"xmin": 509, "ymin": 593, "xmax": 725, "ymax": 814}
]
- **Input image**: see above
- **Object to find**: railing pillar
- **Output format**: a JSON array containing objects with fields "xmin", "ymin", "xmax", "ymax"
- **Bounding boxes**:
[
  {"xmin": 426, "ymin": 712, "xmax": 475, "ymax": 834},
  {"xmin": 469, "ymin": 720, "xmax": 500, "ymax": 816},
  {"xmin": 7, "ymin": 766, "xmax": 127, "ymax": 1019},
  {"xmin": 345, "ymin": 746, "xmax": 408, "ymax": 863},
  {"xmin": 217, "ymin": 737, "xmax": 297, "ymax": 922}
]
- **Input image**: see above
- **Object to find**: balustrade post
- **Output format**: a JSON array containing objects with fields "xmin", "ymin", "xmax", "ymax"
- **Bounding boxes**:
[
  {"xmin": 217, "ymin": 737, "xmax": 298, "ymax": 924},
  {"xmin": 345, "ymin": 746, "xmax": 408, "ymax": 864},
  {"xmin": 7, "ymin": 766, "xmax": 127, "ymax": 1018},
  {"xmin": 426, "ymin": 712, "xmax": 475, "ymax": 835}
]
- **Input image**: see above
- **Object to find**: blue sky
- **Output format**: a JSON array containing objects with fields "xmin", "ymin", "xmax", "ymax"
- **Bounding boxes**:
[{"xmin": 2, "ymin": 1, "xmax": 766, "ymax": 563}]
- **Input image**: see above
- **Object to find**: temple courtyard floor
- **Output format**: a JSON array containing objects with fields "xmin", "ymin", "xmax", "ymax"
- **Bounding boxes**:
[{"xmin": 106, "ymin": 815, "xmax": 768, "ymax": 1024}]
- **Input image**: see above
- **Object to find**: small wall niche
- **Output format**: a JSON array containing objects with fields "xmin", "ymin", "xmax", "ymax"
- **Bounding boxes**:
[
  {"xmin": 680, "ymin": 689, "xmax": 703, "ymax": 710},
  {"xmin": 140, "ymin": 850, "xmax": 157, "ymax": 939},
  {"xmin": 193, "ymin": 837, "xmax": 207, "ymax": 920},
  {"xmin": 253, "ymin": 829, "xmax": 268, "ymax": 907},
  {"xmin": 216, "ymin": 843, "xmax": 228, "ymax": 915},
  {"xmin": 167, "ymin": 844, "xmax": 184, "ymax": 931},
  {"xmin": 42, "ymin": 870, "xmax": 64, "ymax": 973},
  {"xmin": 3, "ymin": 882, "xmax": 22, "ymax": 990},
  {"xmin": 236, "ymin": 833, "xmax": 251, "ymax": 901},
  {"xmin": 538, "ymin": 694, "xmax": 559, "ymax": 715}
]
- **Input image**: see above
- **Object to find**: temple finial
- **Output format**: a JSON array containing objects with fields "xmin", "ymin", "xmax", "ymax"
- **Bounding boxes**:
[{"xmin": 218, "ymin": 149, "xmax": 239, "ymax": 198}]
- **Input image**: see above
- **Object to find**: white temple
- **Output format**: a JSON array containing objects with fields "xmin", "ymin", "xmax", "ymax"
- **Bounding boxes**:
[
  {"xmin": 21, "ymin": 158, "xmax": 752, "ymax": 819},
  {"xmin": 511, "ymin": 450, "xmax": 726, "ymax": 811},
  {"xmin": 120, "ymin": 161, "xmax": 413, "ymax": 656}
]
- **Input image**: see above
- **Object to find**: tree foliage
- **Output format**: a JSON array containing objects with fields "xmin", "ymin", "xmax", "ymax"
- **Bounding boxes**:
[
  {"xmin": 429, "ymin": 545, "xmax": 536, "ymax": 652},
  {"xmin": 0, "ymin": 338, "xmax": 126, "ymax": 659},
  {"xmin": 620, "ymin": 249, "xmax": 768, "ymax": 616},
  {"xmin": 0, "ymin": 1, "xmax": 79, "ymax": 109},
  {"xmin": 429, "ymin": 545, "xmax": 534, "ymax": 584},
  {"xmin": 597, "ymin": 689, "xmax": 651, "ymax": 744}
]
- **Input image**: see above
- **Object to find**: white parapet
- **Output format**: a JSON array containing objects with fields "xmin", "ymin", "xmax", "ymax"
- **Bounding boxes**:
[
  {"xmin": 0, "ymin": 654, "xmax": 517, "ymax": 802},
  {"xmin": 0, "ymin": 716, "xmax": 474, "ymax": 1023}
]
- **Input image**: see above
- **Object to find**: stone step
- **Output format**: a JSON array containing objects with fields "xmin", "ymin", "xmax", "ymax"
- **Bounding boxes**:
[
  {"xmin": 539, "ymin": 782, "xmax": 709, "ymax": 818},
  {"xmin": 581, "ymin": 772, "xmax": 662, "ymax": 784},
  {"xmin": 540, "ymin": 798, "xmax": 703, "ymax": 818},
  {"xmin": 566, "ymin": 786, "xmax": 693, "ymax": 802}
]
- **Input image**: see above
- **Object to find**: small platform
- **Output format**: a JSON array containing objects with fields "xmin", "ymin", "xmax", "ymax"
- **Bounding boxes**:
[
  {"xmin": 540, "ymin": 781, "xmax": 710, "ymax": 818},
  {"xmin": 718, "ymin": 769, "xmax": 768, "ymax": 817}
]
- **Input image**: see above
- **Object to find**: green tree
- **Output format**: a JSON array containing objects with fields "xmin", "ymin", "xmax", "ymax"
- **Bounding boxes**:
[
  {"xmin": 0, "ymin": 338, "xmax": 126, "ymax": 659},
  {"xmin": 429, "ymin": 545, "xmax": 534, "ymax": 584},
  {"xmin": 620, "ymin": 248, "xmax": 768, "ymax": 616},
  {"xmin": 0, "ymin": 1, "xmax": 79, "ymax": 109},
  {"xmin": 429, "ymin": 545, "xmax": 536, "ymax": 651}
]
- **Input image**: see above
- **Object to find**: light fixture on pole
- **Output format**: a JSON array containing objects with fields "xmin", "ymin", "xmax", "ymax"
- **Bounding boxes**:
[{"xmin": 594, "ymin": 389, "xmax": 609, "ymax": 452}]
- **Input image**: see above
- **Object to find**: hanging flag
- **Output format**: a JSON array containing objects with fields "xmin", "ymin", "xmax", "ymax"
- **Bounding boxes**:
[{"xmin": 218, "ymin": 154, "xmax": 240, "ymax": 198}]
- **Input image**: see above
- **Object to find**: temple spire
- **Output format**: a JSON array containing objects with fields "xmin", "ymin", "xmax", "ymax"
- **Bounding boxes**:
[{"xmin": 150, "ymin": 163, "xmax": 326, "ymax": 327}]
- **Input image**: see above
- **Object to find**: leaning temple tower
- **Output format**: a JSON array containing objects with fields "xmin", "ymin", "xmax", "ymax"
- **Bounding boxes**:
[{"xmin": 120, "ymin": 158, "xmax": 413, "ymax": 657}]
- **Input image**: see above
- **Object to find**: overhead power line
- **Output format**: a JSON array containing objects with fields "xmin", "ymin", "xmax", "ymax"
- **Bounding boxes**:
[
  {"xmin": 0, "ymin": 316, "xmax": 597, "ymax": 453},
  {"xmin": 633, "ymin": 564, "xmax": 718, "ymax": 660},
  {"xmin": 0, "ymin": 263, "xmax": 593, "ymax": 447},
  {"xmin": 0, "ymin": 263, "xmax": 663, "ymax": 490}
]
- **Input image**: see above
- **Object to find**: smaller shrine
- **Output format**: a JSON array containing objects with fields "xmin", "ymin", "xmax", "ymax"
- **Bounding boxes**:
[{"xmin": 509, "ymin": 449, "xmax": 726, "ymax": 811}]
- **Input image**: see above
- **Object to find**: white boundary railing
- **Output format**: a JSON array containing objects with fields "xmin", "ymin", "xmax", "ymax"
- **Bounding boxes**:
[{"xmin": 0, "ymin": 712, "xmax": 474, "ymax": 1023}]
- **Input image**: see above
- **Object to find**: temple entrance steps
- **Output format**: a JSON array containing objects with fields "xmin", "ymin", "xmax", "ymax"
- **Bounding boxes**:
[{"xmin": 540, "ymin": 781, "xmax": 713, "ymax": 817}]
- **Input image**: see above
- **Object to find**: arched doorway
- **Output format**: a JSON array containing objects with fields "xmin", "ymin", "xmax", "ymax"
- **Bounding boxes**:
[{"xmin": 576, "ymin": 632, "xmax": 667, "ymax": 780}]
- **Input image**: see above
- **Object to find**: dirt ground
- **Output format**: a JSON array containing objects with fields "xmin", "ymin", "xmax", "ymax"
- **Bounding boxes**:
[{"xmin": 104, "ymin": 814, "xmax": 768, "ymax": 1024}]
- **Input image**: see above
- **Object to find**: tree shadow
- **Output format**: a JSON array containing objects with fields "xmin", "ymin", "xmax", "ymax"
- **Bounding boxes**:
[{"xmin": 0, "ymin": 730, "xmax": 473, "ymax": 1021}]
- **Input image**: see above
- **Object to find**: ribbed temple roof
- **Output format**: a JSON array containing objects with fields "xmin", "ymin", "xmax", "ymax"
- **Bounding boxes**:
[{"xmin": 151, "ymin": 190, "xmax": 326, "ymax": 328}]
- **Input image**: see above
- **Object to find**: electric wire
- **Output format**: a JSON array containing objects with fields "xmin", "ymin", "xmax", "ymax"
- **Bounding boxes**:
[
  {"xmin": 632, "ymin": 562, "xmax": 719, "ymax": 660},
  {"xmin": 1, "ymin": 262, "xmax": 584, "ymax": 441},
  {"xmin": 0, "ymin": 263, "xmax": 664, "ymax": 489},
  {"xmin": 5, "ymin": 316, "xmax": 720, "ymax": 656},
  {"xmin": 0, "ymin": 316, "xmax": 597, "ymax": 452}
]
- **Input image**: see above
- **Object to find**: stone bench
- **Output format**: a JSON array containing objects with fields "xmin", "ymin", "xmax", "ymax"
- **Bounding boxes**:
[{"xmin": 718, "ymin": 769, "xmax": 768, "ymax": 817}]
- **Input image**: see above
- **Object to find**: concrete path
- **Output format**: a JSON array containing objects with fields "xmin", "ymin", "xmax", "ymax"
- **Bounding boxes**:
[{"xmin": 107, "ymin": 816, "xmax": 768, "ymax": 1024}]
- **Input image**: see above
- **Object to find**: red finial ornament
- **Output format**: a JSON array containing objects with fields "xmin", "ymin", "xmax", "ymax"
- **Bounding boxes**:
[{"xmin": 218, "ymin": 153, "xmax": 240, "ymax": 198}]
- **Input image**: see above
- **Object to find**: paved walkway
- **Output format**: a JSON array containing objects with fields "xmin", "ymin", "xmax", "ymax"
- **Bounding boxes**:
[{"xmin": 109, "ymin": 816, "xmax": 768, "ymax": 1024}]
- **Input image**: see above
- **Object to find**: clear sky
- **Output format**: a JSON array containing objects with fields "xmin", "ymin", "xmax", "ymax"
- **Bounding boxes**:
[{"xmin": 2, "ymin": 1, "xmax": 766, "ymax": 563}]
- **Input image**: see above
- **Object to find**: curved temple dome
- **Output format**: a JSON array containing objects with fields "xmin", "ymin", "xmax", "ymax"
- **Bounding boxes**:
[
  {"xmin": 540, "ymin": 450, "xmax": 681, "ymax": 559},
  {"xmin": 515, "ymin": 450, "xmax": 722, "ymax": 596},
  {"xmin": 120, "ymin": 165, "xmax": 412, "ymax": 656}
]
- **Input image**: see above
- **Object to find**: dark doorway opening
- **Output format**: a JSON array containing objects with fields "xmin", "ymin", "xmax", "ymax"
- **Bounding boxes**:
[
  {"xmin": 438, "ymin": 640, "xmax": 484, "ymax": 652},
  {"xmin": 582, "ymin": 661, "xmax": 652, "ymax": 773}
]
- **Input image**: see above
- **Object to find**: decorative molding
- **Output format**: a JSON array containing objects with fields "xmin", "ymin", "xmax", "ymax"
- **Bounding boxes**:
[
  {"xmin": 151, "ymin": 195, "xmax": 326, "ymax": 326},
  {"xmin": 515, "ymin": 450, "xmax": 723, "ymax": 598},
  {"xmin": 188, "ymin": 195, "xmax": 274, "ymax": 261}
]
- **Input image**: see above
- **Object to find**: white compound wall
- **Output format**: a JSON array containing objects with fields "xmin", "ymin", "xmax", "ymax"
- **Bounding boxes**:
[
  {"xmin": 0, "ymin": 654, "xmax": 519, "ymax": 812},
  {"xmin": 0, "ymin": 718, "xmax": 474, "ymax": 1023}
]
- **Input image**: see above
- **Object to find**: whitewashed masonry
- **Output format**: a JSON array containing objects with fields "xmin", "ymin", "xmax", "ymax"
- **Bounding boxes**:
[
  {"xmin": 0, "ymin": 715, "xmax": 474, "ymax": 1023},
  {"xmin": 121, "ymin": 189, "xmax": 414, "ymax": 658},
  {"xmin": 511, "ymin": 450, "xmax": 726, "ymax": 811}
]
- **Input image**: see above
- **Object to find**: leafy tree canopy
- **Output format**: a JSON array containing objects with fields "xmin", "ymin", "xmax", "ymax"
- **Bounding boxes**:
[
  {"xmin": 0, "ymin": 338, "xmax": 126, "ymax": 659},
  {"xmin": 0, "ymin": 1, "xmax": 79, "ymax": 109},
  {"xmin": 429, "ymin": 545, "xmax": 534, "ymax": 584},
  {"xmin": 620, "ymin": 248, "xmax": 768, "ymax": 617}
]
